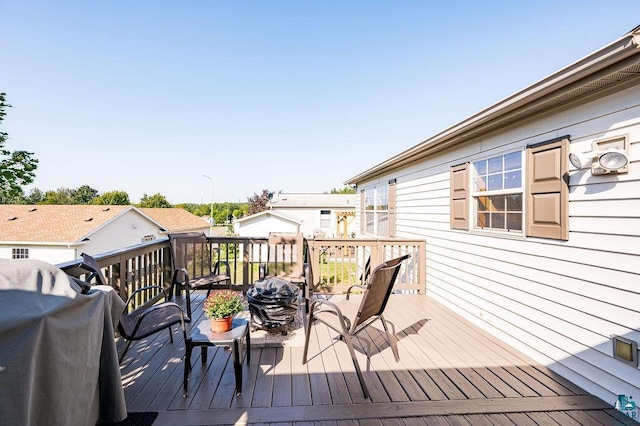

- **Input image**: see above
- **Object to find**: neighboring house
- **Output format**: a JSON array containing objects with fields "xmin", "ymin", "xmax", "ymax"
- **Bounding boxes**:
[
  {"xmin": 0, "ymin": 205, "xmax": 209, "ymax": 264},
  {"xmin": 346, "ymin": 27, "xmax": 640, "ymax": 407},
  {"xmin": 233, "ymin": 210, "xmax": 302, "ymax": 238},
  {"xmin": 234, "ymin": 192, "xmax": 356, "ymax": 238}
]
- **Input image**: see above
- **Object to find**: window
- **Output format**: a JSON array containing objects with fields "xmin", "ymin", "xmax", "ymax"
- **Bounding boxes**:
[
  {"xmin": 450, "ymin": 136, "xmax": 569, "ymax": 240},
  {"xmin": 319, "ymin": 210, "xmax": 331, "ymax": 228},
  {"xmin": 376, "ymin": 185, "xmax": 389, "ymax": 236},
  {"xmin": 364, "ymin": 185, "xmax": 389, "ymax": 236},
  {"xmin": 12, "ymin": 248, "xmax": 29, "ymax": 259},
  {"xmin": 472, "ymin": 151, "xmax": 523, "ymax": 232}
]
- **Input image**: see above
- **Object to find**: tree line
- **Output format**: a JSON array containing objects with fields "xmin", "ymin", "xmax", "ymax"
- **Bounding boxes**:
[{"xmin": 4, "ymin": 185, "xmax": 249, "ymax": 225}]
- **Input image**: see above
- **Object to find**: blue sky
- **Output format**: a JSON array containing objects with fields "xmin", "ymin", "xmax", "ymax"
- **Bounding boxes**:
[{"xmin": 1, "ymin": 1, "xmax": 639, "ymax": 204}]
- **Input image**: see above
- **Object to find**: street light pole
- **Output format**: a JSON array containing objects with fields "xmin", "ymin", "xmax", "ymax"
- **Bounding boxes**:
[{"xmin": 202, "ymin": 174, "xmax": 214, "ymax": 236}]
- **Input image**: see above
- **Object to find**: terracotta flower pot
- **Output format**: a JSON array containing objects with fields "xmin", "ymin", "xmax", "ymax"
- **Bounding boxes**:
[{"xmin": 210, "ymin": 316, "xmax": 234, "ymax": 333}]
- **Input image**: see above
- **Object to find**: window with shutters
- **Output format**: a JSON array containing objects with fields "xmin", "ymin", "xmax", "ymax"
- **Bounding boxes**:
[
  {"xmin": 450, "ymin": 136, "xmax": 568, "ymax": 240},
  {"xmin": 525, "ymin": 137, "xmax": 569, "ymax": 240},
  {"xmin": 472, "ymin": 151, "xmax": 524, "ymax": 232}
]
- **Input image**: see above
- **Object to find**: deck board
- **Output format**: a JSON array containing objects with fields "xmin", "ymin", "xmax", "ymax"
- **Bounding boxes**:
[
  {"xmin": 318, "ymin": 320, "xmax": 356, "ymax": 404},
  {"xmin": 272, "ymin": 347, "xmax": 293, "ymax": 407},
  {"xmin": 114, "ymin": 293, "xmax": 628, "ymax": 425},
  {"xmin": 409, "ymin": 300, "xmax": 527, "ymax": 399}
]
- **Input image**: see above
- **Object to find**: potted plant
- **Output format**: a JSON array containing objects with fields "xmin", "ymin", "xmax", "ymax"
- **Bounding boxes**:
[{"xmin": 203, "ymin": 290, "xmax": 246, "ymax": 333}]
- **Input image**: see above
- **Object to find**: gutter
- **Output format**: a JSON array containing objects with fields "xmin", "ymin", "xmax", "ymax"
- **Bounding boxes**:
[
  {"xmin": 1, "ymin": 241, "xmax": 75, "ymax": 246},
  {"xmin": 345, "ymin": 27, "xmax": 640, "ymax": 185}
]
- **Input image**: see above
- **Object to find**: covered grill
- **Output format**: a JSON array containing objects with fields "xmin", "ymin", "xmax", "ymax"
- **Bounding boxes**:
[{"xmin": 247, "ymin": 277, "xmax": 300, "ymax": 330}]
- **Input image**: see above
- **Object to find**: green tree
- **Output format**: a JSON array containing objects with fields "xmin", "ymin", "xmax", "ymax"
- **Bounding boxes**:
[
  {"xmin": 233, "ymin": 206, "xmax": 248, "ymax": 219},
  {"xmin": 24, "ymin": 187, "xmax": 44, "ymax": 204},
  {"xmin": 0, "ymin": 93, "xmax": 38, "ymax": 200},
  {"xmin": 193, "ymin": 204, "xmax": 210, "ymax": 216},
  {"xmin": 174, "ymin": 203, "xmax": 200, "ymax": 215},
  {"xmin": 92, "ymin": 190, "xmax": 130, "ymax": 205},
  {"xmin": 247, "ymin": 189, "xmax": 273, "ymax": 215},
  {"xmin": 0, "ymin": 192, "xmax": 24, "ymax": 204},
  {"xmin": 73, "ymin": 185, "xmax": 99, "ymax": 204},
  {"xmin": 40, "ymin": 185, "xmax": 100, "ymax": 204},
  {"xmin": 330, "ymin": 186, "xmax": 356, "ymax": 194},
  {"xmin": 138, "ymin": 193, "xmax": 171, "ymax": 208},
  {"xmin": 42, "ymin": 187, "xmax": 75, "ymax": 204},
  {"xmin": 1, "ymin": 187, "xmax": 45, "ymax": 204}
]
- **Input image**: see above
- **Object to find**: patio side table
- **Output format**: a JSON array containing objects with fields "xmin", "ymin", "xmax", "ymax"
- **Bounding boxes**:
[{"xmin": 183, "ymin": 317, "xmax": 250, "ymax": 397}]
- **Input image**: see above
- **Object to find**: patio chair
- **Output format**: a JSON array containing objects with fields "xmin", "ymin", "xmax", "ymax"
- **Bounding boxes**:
[
  {"xmin": 302, "ymin": 254, "xmax": 411, "ymax": 398},
  {"xmin": 168, "ymin": 232, "xmax": 232, "ymax": 320},
  {"xmin": 258, "ymin": 232, "xmax": 311, "ymax": 312},
  {"xmin": 79, "ymin": 253, "xmax": 187, "ymax": 363}
]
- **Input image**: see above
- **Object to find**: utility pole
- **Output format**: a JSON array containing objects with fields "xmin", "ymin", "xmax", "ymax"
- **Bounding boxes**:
[{"xmin": 203, "ymin": 174, "xmax": 214, "ymax": 236}]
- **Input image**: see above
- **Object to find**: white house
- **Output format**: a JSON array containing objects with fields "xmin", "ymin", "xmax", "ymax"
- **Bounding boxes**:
[
  {"xmin": 346, "ymin": 26, "xmax": 640, "ymax": 409},
  {"xmin": 234, "ymin": 193, "xmax": 356, "ymax": 238},
  {"xmin": 0, "ymin": 205, "xmax": 209, "ymax": 264},
  {"xmin": 233, "ymin": 210, "xmax": 303, "ymax": 238}
]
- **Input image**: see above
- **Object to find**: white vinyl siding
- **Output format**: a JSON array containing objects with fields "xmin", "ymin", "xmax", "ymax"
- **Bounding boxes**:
[{"xmin": 354, "ymin": 83, "xmax": 640, "ymax": 404}]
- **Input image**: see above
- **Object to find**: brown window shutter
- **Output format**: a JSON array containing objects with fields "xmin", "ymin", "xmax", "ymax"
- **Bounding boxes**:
[
  {"xmin": 450, "ymin": 163, "xmax": 470, "ymax": 230},
  {"xmin": 526, "ymin": 137, "xmax": 569, "ymax": 240},
  {"xmin": 388, "ymin": 179, "xmax": 397, "ymax": 237},
  {"xmin": 359, "ymin": 190, "xmax": 365, "ymax": 233}
]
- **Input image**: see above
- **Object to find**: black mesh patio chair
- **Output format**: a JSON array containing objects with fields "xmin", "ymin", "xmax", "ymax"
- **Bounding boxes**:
[
  {"xmin": 168, "ymin": 232, "xmax": 232, "ymax": 320},
  {"xmin": 80, "ymin": 253, "xmax": 187, "ymax": 363},
  {"xmin": 302, "ymin": 254, "xmax": 411, "ymax": 398}
]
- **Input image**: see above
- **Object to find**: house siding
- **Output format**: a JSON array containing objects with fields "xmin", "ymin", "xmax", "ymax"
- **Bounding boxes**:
[
  {"xmin": 80, "ymin": 210, "xmax": 163, "ymax": 256},
  {"xmin": 235, "ymin": 214, "xmax": 300, "ymax": 237},
  {"xmin": 0, "ymin": 210, "xmax": 165, "ymax": 264},
  {"xmin": 270, "ymin": 207, "xmax": 352, "ymax": 237},
  {"xmin": 354, "ymin": 83, "xmax": 640, "ymax": 405},
  {"xmin": 0, "ymin": 245, "xmax": 76, "ymax": 264}
]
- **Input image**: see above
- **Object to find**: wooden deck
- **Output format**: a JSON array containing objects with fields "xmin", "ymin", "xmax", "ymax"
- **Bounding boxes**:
[{"xmin": 116, "ymin": 293, "xmax": 630, "ymax": 425}]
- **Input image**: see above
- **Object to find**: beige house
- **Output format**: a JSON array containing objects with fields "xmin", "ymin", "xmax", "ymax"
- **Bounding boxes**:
[
  {"xmin": 0, "ymin": 205, "xmax": 209, "ymax": 264},
  {"xmin": 346, "ymin": 26, "xmax": 640, "ymax": 409}
]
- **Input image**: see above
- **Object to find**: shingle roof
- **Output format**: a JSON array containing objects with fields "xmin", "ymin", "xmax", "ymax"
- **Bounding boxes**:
[
  {"xmin": 0, "ymin": 204, "xmax": 132, "ymax": 243},
  {"xmin": 138, "ymin": 208, "xmax": 209, "ymax": 233},
  {"xmin": 0, "ymin": 205, "xmax": 209, "ymax": 244}
]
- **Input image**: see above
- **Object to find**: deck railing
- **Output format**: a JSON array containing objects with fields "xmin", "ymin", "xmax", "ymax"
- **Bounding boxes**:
[
  {"xmin": 306, "ymin": 237, "xmax": 425, "ymax": 294},
  {"xmin": 58, "ymin": 235, "xmax": 426, "ymax": 307},
  {"xmin": 58, "ymin": 239, "xmax": 172, "ymax": 307}
]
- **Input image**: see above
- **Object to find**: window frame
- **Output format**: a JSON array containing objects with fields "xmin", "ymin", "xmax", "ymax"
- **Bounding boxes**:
[
  {"xmin": 363, "ymin": 184, "xmax": 389, "ymax": 237},
  {"xmin": 471, "ymin": 150, "xmax": 525, "ymax": 234},
  {"xmin": 12, "ymin": 248, "xmax": 29, "ymax": 259},
  {"xmin": 319, "ymin": 210, "xmax": 332, "ymax": 229}
]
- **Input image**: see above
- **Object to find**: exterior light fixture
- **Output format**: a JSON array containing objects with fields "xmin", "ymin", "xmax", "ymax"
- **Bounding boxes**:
[
  {"xmin": 612, "ymin": 335, "xmax": 638, "ymax": 367},
  {"xmin": 568, "ymin": 151, "xmax": 593, "ymax": 169},
  {"xmin": 596, "ymin": 148, "xmax": 629, "ymax": 172},
  {"xmin": 569, "ymin": 135, "xmax": 630, "ymax": 175}
]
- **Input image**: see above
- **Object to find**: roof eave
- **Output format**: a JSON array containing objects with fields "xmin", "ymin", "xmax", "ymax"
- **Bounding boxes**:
[{"xmin": 345, "ymin": 27, "xmax": 640, "ymax": 185}]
